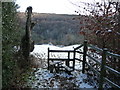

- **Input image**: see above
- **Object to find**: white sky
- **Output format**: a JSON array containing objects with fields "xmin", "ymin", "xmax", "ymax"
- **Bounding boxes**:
[{"xmin": 16, "ymin": 0, "xmax": 102, "ymax": 15}]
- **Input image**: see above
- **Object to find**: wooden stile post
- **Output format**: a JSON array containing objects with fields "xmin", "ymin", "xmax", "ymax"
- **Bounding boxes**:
[
  {"xmin": 48, "ymin": 48, "xmax": 50, "ymax": 70},
  {"xmin": 99, "ymin": 48, "xmax": 107, "ymax": 88},
  {"xmin": 73, "ymin": 49, "xmax": 76, "ymax": 71},
  {"xmin": 66, "ymin": 52, "xmax": 70, "ymax": 67},
  {"xmin": 82, "ymin": 40, "xmax": 87, "ymax": 73}
]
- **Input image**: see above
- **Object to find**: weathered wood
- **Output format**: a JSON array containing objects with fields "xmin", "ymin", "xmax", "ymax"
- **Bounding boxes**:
[
  {"xmin": 49, "ymin": 50, "xmax": 83, "ymax": 54},
  {"xmin": 49, "ymin": 64, "xmax": 54, "ymax": 73},
  {"xmin": 48, "ymin": 48, "xmax": 50, "ymax": 70},
  {"xmin": 48, "ymin": 58, "xmax": 74, "ymax": 61},
  {"xmin": 104, "ymin": 77, "xmax": 120, "ymax": 88},
  {"xmin": 86, "ymin": 45, "xmax": 120, "ymax": 88},
  {"xmin": 47, "ymin": 40, "xmax": 120, "ymax": 88},
  {"xmin": 66, "ymin": 52, "xmax": 70, "ymax": 67},
  {"xmin": 49, "ymin": 50, "xmax": 74, "ymax": 52},
  {"xmin": 74, "ymin": 44, "xmax": 83, "ymax": 50},
  {"xmin": 75, "ymin": 51, "xmax": 83, "ymax": 54},
  {"xmin": 75, "ymin": 58, "xmax": 83, "ymax": 62},
  {"xmin": 86, "ymin": 62, "xmax": 100, "ymax": 75},
  {"xmin": 73, "ymin": 49, "xmax": 76, "ymax": 71},
  {"xmin": 106, "ymin": 51, "xmax": 120, "ymax": 59},
  {"xmin": 50, "ymin": 61, "xmax": 63, "ymax": 66},
  {"xmin": 49, "ymin": 61, "xmax": 63, "ymax": 73},
  {"xmin": 99, "ymin": 48, "xmax": 107, "ymax": 88},
  {"xmin": 86, "ymin": 54, "xmax": 101, "ymax": 65},
  {"xmin": 88, "ymin": 44, "xmax": 103, "ymax": 52},
  {"xmin": 61, "ymin": 65, "xmax": 73, "ymax": 75},
  {"xmin": 82, "ymin": 40, "xmax": 87, "ymax": 73},
  {"xmin": 48, "ymin": 48, "xmax": 75, "ymax": 72},
  {"xmin": 62, "ymin": 65, "xmax": 73, "ymax": 71},
  {"xmin": 105, "ymin": 66, "xmax": 120, "ymax": 76}
]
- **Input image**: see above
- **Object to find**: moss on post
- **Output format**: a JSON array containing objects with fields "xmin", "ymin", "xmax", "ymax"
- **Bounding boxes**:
[{"xmin": 20, "ymin": 6, "xmax": 34, "ymax": 62}]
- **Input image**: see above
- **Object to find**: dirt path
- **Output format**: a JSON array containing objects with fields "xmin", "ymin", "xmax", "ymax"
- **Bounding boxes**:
[{"xmin": 29, "ymin": 55, "xmax": 94, "ymax": 88}]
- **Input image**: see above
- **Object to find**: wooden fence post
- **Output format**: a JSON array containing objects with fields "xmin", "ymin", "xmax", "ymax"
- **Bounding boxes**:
[
  {"xmin": 73, "ymin": 49, "xmax": 76, "ymax": 71},
  {"xmin": 99, "ymin": 48, "xmax": 107, "ymax": 88},
  {"xmin": 48, "ymin": 48, "xmax": 50, "ymax": 70},
  {"xmin": 66, "ymin": 52, "xmax": 70, "ymax": 67},
  {"xmin": 82, "ymin": 40, "xmax": 87, "ymax": 73}
]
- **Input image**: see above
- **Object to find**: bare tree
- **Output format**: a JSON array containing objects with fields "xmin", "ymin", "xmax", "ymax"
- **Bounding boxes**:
[{"xmin": 72, "ymin": 0, "xmax": 120, "ymax": 53}]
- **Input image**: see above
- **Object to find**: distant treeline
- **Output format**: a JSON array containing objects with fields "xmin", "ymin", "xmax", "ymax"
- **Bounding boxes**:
[{"xmin": 18, "ymin": 12, "xmax": 84, "ymax": 45}]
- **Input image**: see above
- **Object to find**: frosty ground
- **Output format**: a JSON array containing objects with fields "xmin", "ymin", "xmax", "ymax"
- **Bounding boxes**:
[{"xmin": 29, "ymin": 44, "xmax": 95, "ymax": 88}]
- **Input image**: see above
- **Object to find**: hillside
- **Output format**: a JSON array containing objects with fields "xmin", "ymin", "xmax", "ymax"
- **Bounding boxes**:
[{"xmin": 18, "ymin": 12, "xmax": 84, "ymax": 45}]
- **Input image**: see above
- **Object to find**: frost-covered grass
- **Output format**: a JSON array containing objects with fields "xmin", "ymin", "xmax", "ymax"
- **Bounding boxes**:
[
  {"xmin": 29, "ymin": 44, "xmax": 95, "ymax": 88},
  {"xmin": 28, "ymin": 68, "xmax": 94, "ymax": 88},
  {"xmin": 31, "ymin": 44, "xmax": 82, "ymax": 59},
  {"xmin": 31, "ymin": 44, "xmax": 83, "ymax": 70}
]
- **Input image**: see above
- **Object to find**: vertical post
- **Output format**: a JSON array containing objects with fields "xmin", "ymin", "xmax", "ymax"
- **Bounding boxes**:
[
  {"xmin": 99, "ymin": 48, "xmax": 107, "ymax": 88},
  {"xmin": 21, "ymin": 6, "xmax": 32, "ymax": 62},
  {"xmin": 66, "ymin": 51, "xmax": 70, "ymax": 67},
  {"xmin": 48, "ymin": 48, "xmax": 50, "ymax": 70},
  {"xmin": 82, "ymin": 40, "xmax": 87, "ymax": 73},
  {"xmin": 73, "ymin": 49, "xmax": 76, "ymax": 71},
  {"xmin": 26, "ymin": 7, "xmax": 32, "ymax": 59}
]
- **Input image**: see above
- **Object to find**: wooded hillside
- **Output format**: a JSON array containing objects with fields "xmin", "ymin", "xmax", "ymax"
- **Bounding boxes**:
[{"xmin": 18, "ymin": 13, "xmax": 84, "ymax": 45}]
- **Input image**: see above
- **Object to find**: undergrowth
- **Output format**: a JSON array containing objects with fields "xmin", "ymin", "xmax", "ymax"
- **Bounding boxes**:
[{"xmin": 2, "ymin": 52, "xmax": 36, "ymax": 88}]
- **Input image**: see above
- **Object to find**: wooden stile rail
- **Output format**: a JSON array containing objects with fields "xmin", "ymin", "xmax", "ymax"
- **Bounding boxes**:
[
  {"xmin": 48, "ymin": 48, "xmax": 76, "ymax": 71},
  {"xmin": 84, "ymin": 41, "xmax": 120, "ymax": 88},
  {"xmin": 48, "ymin": 44, "xmax": 83, "ymax": 71},
  {"xmin": 47, "ymin": 40, "xmax": 120, "ymax": 88}
]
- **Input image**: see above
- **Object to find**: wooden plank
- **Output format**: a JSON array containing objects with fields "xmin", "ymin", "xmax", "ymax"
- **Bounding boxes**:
[
  {"xmin": 75, "ymin": 51, "xmax": 83, "ymax": 54},
  {"xmin": 88, "ymin": 44, "xmax": 103, "ymax": 52},
  {"xmin": 86, "ymin": 62, "xmax": 100, "ymax": 75},
  {"xmin": 49, "ymin": 61, "xmax": 63, "ymax": 73},
  {"xmin": 105, "ymin": 66, "xmax": 120, "ymax": 76},
  {"xmin": 48, "ymin": 48, "xmax": 50, "ymax": 70},
  {"xmin": 49, "ymin": 58, "xmax": 74, "ymax": 61},
  {"xmin": 62, "ymin": 65, "xmax": 73, "ymax": 71},
  {"xmin": 50, "ymin": 61, "xmax": 63, "ymax": 65},
  {"xmin": 106, "ymin": 51, "xmax": 120, "ymax": 59},
  {"xmin": 75, "ymin": 58, "xmax": 83, "ymax": 62},
  {"xmin": 49, "ymin": 50, "xmax": 74, "ymax": 52},
  {"xmin": 66, "ymin": 52, "xmax": 70, "ymax": 67},
  {"xmin": 49, "ymin": 50, "xmax": 83, "ymax": 54},
  {"xmin": 104, "ymin": 77, "xmax": 120, "ymax": 88},
  {"xmin": 74, "ymin": 44, "xmax": 83, "ymax": 50},
  {"xmin": 49, "ymin": 49, "xmax": 83, "ymax": 53},
  {"xmin": 73, "ymin": 50, "xmax": 76, "ymax": 71},
  {"xmin": 87, "ymin": 54, "xmax": 101, "ymax": 65}
]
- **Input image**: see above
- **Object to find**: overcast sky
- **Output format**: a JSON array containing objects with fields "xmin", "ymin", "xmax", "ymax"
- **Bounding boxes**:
[{"xmin": 16, "ymin": 0, "xmax": 101, "ymax": 15}]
